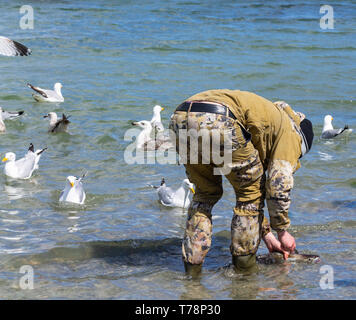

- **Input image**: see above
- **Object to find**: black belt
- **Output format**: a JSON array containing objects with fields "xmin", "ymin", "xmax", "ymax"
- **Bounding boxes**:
[
  {"xmin": 176, "ymin": 101, "xmax": 236, "ymax": 120},
  {"xmin": 175, "ymin": 101, "xmax": 252, "ymax": 142}
]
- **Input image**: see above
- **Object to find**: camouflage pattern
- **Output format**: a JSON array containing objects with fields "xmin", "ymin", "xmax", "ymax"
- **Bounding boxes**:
[
  {"xmin": 261, "ymin": 216, "xmax": 271, "ymax": 238},
  {"xmin": 227, "ymin": 148, "xmax": 263, "ymax": 187},
  {"xmin": 225, "ymin": 148, "xmax": 265, "ymax": 204},
  {"xmin": 169, "ymin": 94, "xmax": 305, "ymax": 264},
  {"xmin": 266, "ymin": 159, "xmax": 294, "ymax": 231},
  {"xmin": 230, "ymin": 213, "xmax": 264, "ymax": 256},
  {"xmin": 169, "ymin": 111, "xmax": 247, "ymax": 163},
  {"xmin": 182, "ymin": 207, "xmax": 213, "ymax": 265},
  {"xmin": 188, "ymin": 200, "xmax": 216, "ymax": 217},
  {"xmin": 170, "ymin": 109, "xmax": 269, "ymax": 264},
  {"xmin": 273, "ymin": 101, "xmax": 306, "ymax": 123}
]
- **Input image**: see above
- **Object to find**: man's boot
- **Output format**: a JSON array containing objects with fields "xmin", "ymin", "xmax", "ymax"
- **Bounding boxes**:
[
  {"xmin": 184, "ymin": 261, "xmax": 202, "ymax": 278},
  {"xmin": 232, "ymin": 254, "xmax": 257, "ymax": 272}
]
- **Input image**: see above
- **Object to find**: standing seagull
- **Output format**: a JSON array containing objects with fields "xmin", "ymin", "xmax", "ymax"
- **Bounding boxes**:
[
  {"xmin": 59, "ymin": 173, "xmax": 87, "ymax": 205},
  {"xmin": 0, "ymin": 36, "xmax": 31, "ymax": 56},
  {"xmin": 151, "ymin": 178, "xmax": 195, "ymax": 209},
  {"xmin": 151, "ymin": 105, "xmax": 165, "ymax": 133},
  {"xmin": 2, "ymin": 143, "xmax": 47, "ymax": 179},
  {"xmin": 0, "ymin": 107, "xmax": 24, "ymax": 132},
  {"xmin": 44, "ymin": 112, "xmax": 70, "ymax": 133},
  {"xmin": 321, "ymin": 115, "xmax": 352, "ymax": 139},
  {"xmin": 131, "ymin": 120, "xmax": 174, "ymax": 150},
  {"xmin": 27, "ymin": 82, "xmax": 64, "ymax": 102}
]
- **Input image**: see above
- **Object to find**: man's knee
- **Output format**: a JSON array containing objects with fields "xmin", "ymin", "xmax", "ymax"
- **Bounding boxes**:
[{"xmin": 230, "ymin": 213, "xmax": 263, "ymax": 256}]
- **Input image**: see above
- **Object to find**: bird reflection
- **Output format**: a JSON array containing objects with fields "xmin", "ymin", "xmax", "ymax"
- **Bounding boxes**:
[{"xmin": 3, "ymin": 178, "xmax": 40, "ymax": 200}]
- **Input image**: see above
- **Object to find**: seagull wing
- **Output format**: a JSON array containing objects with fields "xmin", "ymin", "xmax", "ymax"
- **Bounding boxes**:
[
  {"xmin": 27, "ymin": 83, "xmax": 49, "ymax": 98},
  {"xmin": 59, "ymin": 189, "xmax": 65, "ymax": 201},
  {"xmin": 321, "ymin": 126, "xmax": 349, "ymax": 139},
  {"xmin": 77, "ymin": 183, "xmax": 86, "ymax": 204},
  {"xmin": 2, "ymin": 110, "xmax": 24, "ymax": 120},
  {"xmin": 157, "ymin": 186, "xmax": 175, "ymax": 206},
  {"xmin": 14, "ymin": 154, "xmax": 36, "ymax": 178},
  {"xmin": 0, "ymin": 36, "xmax": 31, "ymax": 56},
  {"xmin": 51, "ymin": 114, "xmax": 70, "ymax": 132},
  {"xmin": 152, "ymin": 119, "xmax": 164, "ymax": 131},
  {"xmin": 59, "ymin": 185, "xmax": 70, "ymax": 202}
]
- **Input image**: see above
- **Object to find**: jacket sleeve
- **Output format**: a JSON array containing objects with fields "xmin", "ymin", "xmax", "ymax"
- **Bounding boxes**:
[
  {"xmin": 265, "ymin": 112, "xmax": 302, "ymax": 232},
  {"xmin": 265, "ymin": 159, "xmax": 294, "ymax": 232}
]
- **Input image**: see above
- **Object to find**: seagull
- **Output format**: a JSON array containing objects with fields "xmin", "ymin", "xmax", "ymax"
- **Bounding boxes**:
[
  {"xmin": 44, "ymin": 112, "xmax": 70, "ymax": 133},
  {"xmin": 2, "ymin": 143, "xmax": 47, "ymax": 179},
  {"xmin": 2, "ymin": 108, "xmax": 25, "ymax": 120},
  {"xmin": 27, "ymin": 82, "xmax": 64, "ymax": 102},
  {"xmin": 0, "ymin": 36, "xmax": 31, "ymax": 56},
  {"xmin": 0, "ymin": 107, "xmax": 24, "ymax": 132},
  {"xmin": 321, "ymin": 115, "xmax": 352, "ymax": 139},
  {"xmin": 131, "ymin": 120, "xmax": 174, "ymax": 151},
  {"xmin": 150, "ymin": 178, "xmax": 195, "ymax": 209},
  {"xmin": 59, "ymin": 172, "xmax": 87, "ymax": 205},
  {"xmin": 151, "ymin": 105, "xmax": 165, "ymax": 133}
]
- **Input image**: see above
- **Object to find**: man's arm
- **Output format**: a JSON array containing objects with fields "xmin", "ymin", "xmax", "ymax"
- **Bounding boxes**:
[{"xmin": 265, "ymin": 159, "xmax": 296, "ymax": 254}]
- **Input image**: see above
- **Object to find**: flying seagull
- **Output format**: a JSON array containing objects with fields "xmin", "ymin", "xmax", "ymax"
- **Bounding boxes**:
[
  {"xmin": 0, "ymin": 36, "xmax": 31, "ymax": 56},
  {"xmin": 321, "ymin": 115, "xmax": 352, "ymax": 139},
  {"xmin": 27, "ymin": 82, "xmax": 64, "ymax": 102}
]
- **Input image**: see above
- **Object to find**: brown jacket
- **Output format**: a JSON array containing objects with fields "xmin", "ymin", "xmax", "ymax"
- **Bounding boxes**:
[{"xmin": 186, "ymin": 89, "xmax": 304, "ymax": 231}]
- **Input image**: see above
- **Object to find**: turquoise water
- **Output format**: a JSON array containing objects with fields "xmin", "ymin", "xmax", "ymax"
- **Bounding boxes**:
[{"xmin": 0, "ymin": 0, "xmax": 355, "ymax": 299}]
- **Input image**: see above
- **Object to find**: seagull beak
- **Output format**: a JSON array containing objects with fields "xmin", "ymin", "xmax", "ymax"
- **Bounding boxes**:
[
  {"xmin": 131, "ymin": 121, "xmax": 138, "ymax": 126},
  {"xmin": 331, "ymin": 117, "xmax": 333, "ymax": 121},
  {"xmin": 70, "ymin": 182, "xmax": 74, "ymax": 188},
  {"xmin": 43, "ymin": 115, "xmax": 48, "ymax": 118},
  {"xmin": 2, "ymin": 157, "xmax": 8, "ymax": 162},
  {"xmin": 161, "ymin": 107, "xmax": 165, "ymax": 111},
  {"xmin": 190, "ymin": 187, "xmax": 195, "ymax": 194}
]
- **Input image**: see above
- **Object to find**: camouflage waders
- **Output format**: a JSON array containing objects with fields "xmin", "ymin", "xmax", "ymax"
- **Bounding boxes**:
[{"xmin": 170, "ymin": 109, "xmax": 270, "ymax": 269}]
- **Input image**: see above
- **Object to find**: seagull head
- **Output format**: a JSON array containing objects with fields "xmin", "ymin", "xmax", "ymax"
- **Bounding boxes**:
[
  {"xmin": 132, "ymin": 120, "xmax": 152, "ymax": 131},
  {"xmin": 44, "ymin": 112, "xmax": 57, "ymax": 120},
  {"xmin": 54, "ymin": 83, "xmax": 63, "ymax": 95},
  {"xmin": 323, "ymin": 115, "xmax": 334, "ymax": 131},
  {"xmin": 2, "ymin": 152, "xmax": 16, "ymax": 162},
  {"xmin": 66, "ymin": 175, "xmax": 80, "ymax": 188},
  {"xmin": 153, "ymin": 105, "xmax": 164, "ymax": 114},
  {"xmin": 54, "ymin": 82, "xmax": 63, "ymax": 89},
  {"xmin": 182, "ymin": 179, "xmax": 195, "ymax": 194}
]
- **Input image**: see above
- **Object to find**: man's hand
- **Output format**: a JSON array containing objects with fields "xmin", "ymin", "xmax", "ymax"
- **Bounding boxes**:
[
  {"xmin": 263, "ymin": 232, "xmax": 290, "ymax": 260},
  {"xmin": 277, "ymin": 230, "xmax": 296, "ymax": 257}
]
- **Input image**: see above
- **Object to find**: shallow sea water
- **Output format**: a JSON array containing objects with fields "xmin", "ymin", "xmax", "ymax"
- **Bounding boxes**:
[{"xmin": 0, "ymin": 0, "xmax": 355, "ymax": 299}]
